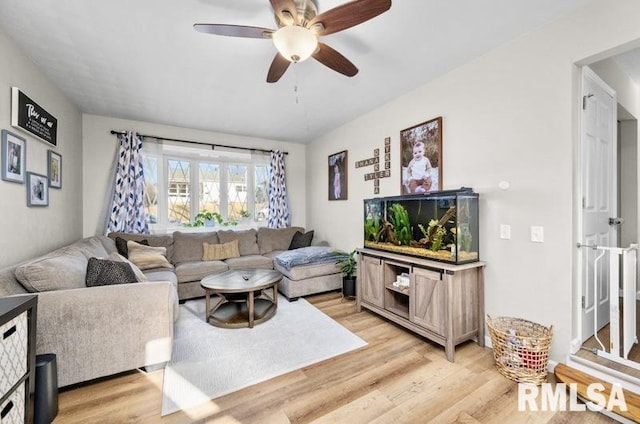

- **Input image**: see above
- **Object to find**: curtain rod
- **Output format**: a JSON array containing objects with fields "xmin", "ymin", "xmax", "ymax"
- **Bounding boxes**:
[{"xmin": 109, "ymin": 130, "xmax": 288, "ymax": 155}]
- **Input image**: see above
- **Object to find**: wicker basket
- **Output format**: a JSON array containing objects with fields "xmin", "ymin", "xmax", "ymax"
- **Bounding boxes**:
[{"xmin": 486, "ymin": 315, "xmax": 553, "ymax": 385}]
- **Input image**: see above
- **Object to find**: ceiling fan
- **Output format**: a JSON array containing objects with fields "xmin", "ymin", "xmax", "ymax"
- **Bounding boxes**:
[{"xmin": 194, "ymin": 0, "xmax": 392, "ymax": 83}]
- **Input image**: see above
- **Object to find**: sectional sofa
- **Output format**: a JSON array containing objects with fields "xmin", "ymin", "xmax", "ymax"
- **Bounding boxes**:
[
  {"xmin": 0, "ymin": 227, "xmax": 343, "ymax": 387},
  {"xmin": 108, "ymin": 226, "xmax": 343, "ymax": 301}
]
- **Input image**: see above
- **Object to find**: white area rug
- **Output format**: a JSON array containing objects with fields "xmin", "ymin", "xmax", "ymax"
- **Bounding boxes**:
[{"xmin": 161, "ymin": 295, "xmax": 367, "ymax": 416}]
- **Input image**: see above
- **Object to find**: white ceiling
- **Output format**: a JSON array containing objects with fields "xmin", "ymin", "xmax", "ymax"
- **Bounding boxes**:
[{"xmin": 0, "ymin": 0, "xmax": 595, "ymax": 143}]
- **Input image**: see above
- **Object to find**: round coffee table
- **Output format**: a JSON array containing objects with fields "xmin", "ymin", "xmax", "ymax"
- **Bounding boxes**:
[{"xmin": 200, "ymin": 269, "xmax": 282, "ymax": 328}]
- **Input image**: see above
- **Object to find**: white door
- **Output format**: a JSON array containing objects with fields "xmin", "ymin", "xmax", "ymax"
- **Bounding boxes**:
[{"xmin": 581, "ymin": 66, "xmax": 618, "ymax": 341}]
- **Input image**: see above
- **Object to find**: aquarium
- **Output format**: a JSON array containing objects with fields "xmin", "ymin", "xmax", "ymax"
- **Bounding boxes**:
[{"xmin": 363, "ymin": 188, "xmax": 479, "ymax": 264}]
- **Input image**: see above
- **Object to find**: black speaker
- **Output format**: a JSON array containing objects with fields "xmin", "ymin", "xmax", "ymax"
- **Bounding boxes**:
[{"xmin": 34, "ymin": 354, "xmax": 58, "ymax": 424}]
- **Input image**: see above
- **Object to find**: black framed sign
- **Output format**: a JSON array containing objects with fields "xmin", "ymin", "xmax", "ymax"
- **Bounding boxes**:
[{"xmin": 11, "ymin": 87, "xmax": 58, "ymax": 147}]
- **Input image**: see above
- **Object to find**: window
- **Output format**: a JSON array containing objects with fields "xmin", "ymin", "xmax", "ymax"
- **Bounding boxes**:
[{"xmin": 141, "ymin": 142, "xmax": 270, "ymax": 231}]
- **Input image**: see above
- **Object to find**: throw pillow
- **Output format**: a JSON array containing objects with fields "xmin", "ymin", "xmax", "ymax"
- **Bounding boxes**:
[
  {"xmin": 289, "ymin": 230, "xmax": 314, "ymax": 249},
  {"xmin": 127, "ymin": 241, "xmax": 173, "ymax": 270},
  {"xmin": 115, "ymin": 237, "xmax": 149, "ymax": 258},
  {"xmin": 202, "ymin": 240, "xmax": 240, "ymax": 261},
  {"xmin": 107, "ymin": 252, "xmax": 149, "ymax": 282},
  {"xmin": 15, "ymin": 246, "xmax": 89, "ymax": 292},
  {"xmin": 85, "ymin": 257, "xmax": 138, "ymax": 287}
]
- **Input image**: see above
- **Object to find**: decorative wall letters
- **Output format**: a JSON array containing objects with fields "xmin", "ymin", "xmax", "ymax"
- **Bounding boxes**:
[{"xmin": 356, "ymin": 137, "xmax": 391, "ymax": 194}]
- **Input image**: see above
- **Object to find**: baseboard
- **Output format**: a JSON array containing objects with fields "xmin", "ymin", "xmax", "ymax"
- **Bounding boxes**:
[{"xmin": 570, "ymin": 337, "xmax": 582, "ymax": 354}]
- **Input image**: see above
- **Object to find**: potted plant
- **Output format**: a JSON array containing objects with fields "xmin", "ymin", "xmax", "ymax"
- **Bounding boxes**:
[
  {"xmin": 192, "ymin": 211, "xmax": 222, "ymax": 227},
  {"xmin": 336, "ymin": 250, "xmax": 357, "ymax": 298}
]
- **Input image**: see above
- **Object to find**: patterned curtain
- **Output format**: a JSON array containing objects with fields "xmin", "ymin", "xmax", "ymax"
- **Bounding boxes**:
[
  {"xmin": 267, "ymin": 150, "xmax": 290, "ymax": 228},
  {"xmin": 105, "ymin": 131, "xmax": 149, "ymax": 234}
]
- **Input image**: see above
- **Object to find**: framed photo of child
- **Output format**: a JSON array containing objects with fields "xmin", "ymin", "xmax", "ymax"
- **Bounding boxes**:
[
  {"xmin": 1, "ymin": 129, "xmax": 26, "ymax": 184},
  {"xmin": 400, "ymin": 117, "xmax": 442, "ymax": 194},
  {"xmin": 26, "ymin": 172, "xmax": 49, "ymax": 207},
  {"xmin": 328, "ymin": 150, "xmax": 348, "ymax": 200}
]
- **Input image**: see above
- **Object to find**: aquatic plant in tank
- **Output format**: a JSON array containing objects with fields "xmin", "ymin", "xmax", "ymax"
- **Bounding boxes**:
[{"xmin": 363, "ymin": 188, "xmax": 479, "ymax": 264}]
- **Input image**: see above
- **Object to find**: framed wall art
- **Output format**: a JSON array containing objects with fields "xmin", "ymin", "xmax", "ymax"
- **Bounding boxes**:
[
  {"xmin": 11, "ymin": 87, "xmax": 58, "ymax": 146},
  {"xmin": 27, "ymin": 172, "xmax": 49, "ymax": 207},
  {"xmin": 48, "ymin": 149, "xmax": 62, "ymax": 189},
  {"xmin": 1, "ymin": 129, "xmax": 26, "ymax": 184},
  {"xmin": 400, "ymin": 116, "xmax": 442, "ymax": 194},
  {"xmin": 328, "ymin": 150, "xmax": 348, "ymax": 200}
]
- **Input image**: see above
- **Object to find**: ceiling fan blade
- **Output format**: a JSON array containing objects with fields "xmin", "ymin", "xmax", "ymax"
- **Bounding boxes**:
[
  {"xmin": 270, "ymin": 0, "xmax": 299, "ymax": 26},
  {"xmin": 312, "ymin": 42, "xmax": 358, "ymax": 77},
  {"xmin": 194, "ymin": 24, "xmax": 273, "ymax": 39},
  {"xmin": 267, "ymin": 53, "xmax": 291, "ymax": 83},
  {"xmin": 308, "ymin": 0, "xmax": 391, "ymax": 36}
]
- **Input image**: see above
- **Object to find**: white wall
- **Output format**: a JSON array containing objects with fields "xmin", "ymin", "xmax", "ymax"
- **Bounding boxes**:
[
  {"xmin": 590, "ymin": 59, "xmax": 640, "ymax": 118},
  {"xmin": 306, "ymin": 0, "xmax": 640, "ymax": 362},
  {"xmin": 0, "ymin": 29, "xmax": 83, "ymax": 268},
  {"xmin": 82, "ymin": 114, "xmax": 306, "ymax": 237}
]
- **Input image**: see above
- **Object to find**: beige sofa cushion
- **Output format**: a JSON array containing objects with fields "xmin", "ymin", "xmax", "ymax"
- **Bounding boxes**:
[
  {"xmin": 15, "ymin": 246, "xmax": 89, "ymax": 292},
  {"xmin": 203, "ymin": 240, "xmax": 240, "ymax": 261},
  {"xmin": 127, "ymin": 242, "xmax": 173, "ymax": 271},
  {"xmin": 225, "ymin": 255, "xmax": 274, "ymax": 270},
  {"xmin": 218, "ymin": 229, "xmax": 259, "ymax": 256},
  {"xmin": 175, "ymin": 261, "xmax": 229, "ymax": 283},
  {"xmin": 257, "ymin": 227, "xmax": 304, "ymax": 254},
  {"xmin": 172, "ymin": 231, "xmax": 219, "ymax": 264}
]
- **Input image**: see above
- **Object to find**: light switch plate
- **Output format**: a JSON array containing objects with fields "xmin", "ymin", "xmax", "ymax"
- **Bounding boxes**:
[
  {"xmin": 531, "ymin": 226, "xmax": 544, "ymax": 243},
  {"xmin": 499, "ymin": 224, "xmax": 511, "ymax": 240}
]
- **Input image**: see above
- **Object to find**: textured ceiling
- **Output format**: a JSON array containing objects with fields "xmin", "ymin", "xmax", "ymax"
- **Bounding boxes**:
[{"xmin": 0, "ymin": 0, "xmax": 594, "ymax": 143}]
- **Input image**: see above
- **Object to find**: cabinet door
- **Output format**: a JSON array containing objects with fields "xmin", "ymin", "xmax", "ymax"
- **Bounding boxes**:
[
  {"xmin": 410, "ymin": 267, "xmax": 445, "ymax": 336},
  {"xmin": 361, "ymin": 255, "xmax": 384, "ymax": 307}
]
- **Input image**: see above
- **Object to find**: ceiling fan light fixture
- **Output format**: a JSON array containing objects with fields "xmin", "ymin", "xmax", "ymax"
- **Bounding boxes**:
[{"xmin": 272, "ymin": 25, "xmax": 318, "ymax": 63}]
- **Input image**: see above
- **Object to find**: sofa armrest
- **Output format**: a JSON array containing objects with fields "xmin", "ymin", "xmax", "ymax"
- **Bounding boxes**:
[{"xmin": 35, "ymin": 281, "xmax": 176, "ymax": 387}]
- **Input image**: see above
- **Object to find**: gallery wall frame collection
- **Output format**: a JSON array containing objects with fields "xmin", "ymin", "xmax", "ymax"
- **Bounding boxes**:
[
  {"xmin": 347, "ymin": 116, "xmax": 442, "ymax": 197},
  {"xmin": 2, "ymin": 87, "xmax": 62, "ymax": 206}
]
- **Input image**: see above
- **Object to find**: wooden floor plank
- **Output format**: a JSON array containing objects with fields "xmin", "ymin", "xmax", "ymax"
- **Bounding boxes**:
[{"xmin": 53, "ymin": 292, "xmax": 614, "ymax": 423}]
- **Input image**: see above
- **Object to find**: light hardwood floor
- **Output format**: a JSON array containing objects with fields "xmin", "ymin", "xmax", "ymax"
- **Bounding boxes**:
[{"xmin": 53, "ymin": 292, "xmax": 614, "ymax": 423}]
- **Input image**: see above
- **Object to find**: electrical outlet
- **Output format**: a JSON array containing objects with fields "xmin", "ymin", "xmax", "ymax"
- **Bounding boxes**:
[
  {"xmin": 530, "ymin": 226, "xmax": 544, "ymax": 243},
  {"xmin": 499, "ymin": 224, "xmax": 511, "ymax": 240}
]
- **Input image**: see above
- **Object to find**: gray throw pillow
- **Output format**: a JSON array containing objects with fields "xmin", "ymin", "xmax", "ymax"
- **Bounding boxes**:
[
  {"xmin": 85, "ymin": 257, "xmax": 138, "ymax": 287},
  {"xmin": 289, "ymin": 230, "xmax": 314, "ymax": 249}
]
